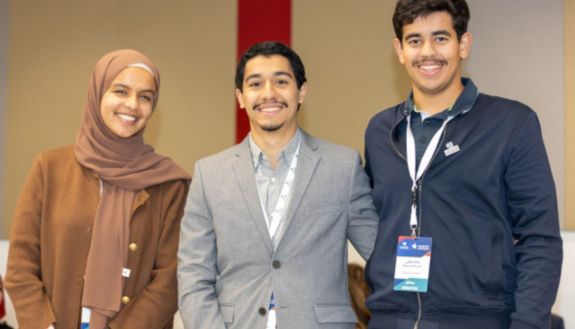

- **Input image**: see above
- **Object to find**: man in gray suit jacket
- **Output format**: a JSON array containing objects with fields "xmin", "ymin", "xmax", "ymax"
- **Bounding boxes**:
[{"xmin": 178, "ymin": 41, "xmax": 378, "ymax": 329}]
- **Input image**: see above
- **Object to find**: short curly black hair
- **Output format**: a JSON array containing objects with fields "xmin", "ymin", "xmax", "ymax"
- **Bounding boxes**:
[
  {"xmin": 235, "ymin": 41, "xmax": 307, "ymax": 92},
  {"xmin": 393, "ymin": 0, "xmax": 470, "ymax": 42}
]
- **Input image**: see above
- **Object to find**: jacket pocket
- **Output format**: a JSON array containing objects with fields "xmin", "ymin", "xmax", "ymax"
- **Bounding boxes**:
[
  {"xmin": 220, "ymin": 304, "xmax": 234, "ymax": 324},
  {"xmin": 314, "ymin": 305, "xmax": 357, "ymax": 323},
  {"xmin": 484, "ymin": 225, "xmax": 503, "ymax": 298}
]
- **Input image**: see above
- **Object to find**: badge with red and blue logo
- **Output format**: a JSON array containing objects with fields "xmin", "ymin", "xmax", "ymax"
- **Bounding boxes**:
[{"xmin": 393, "ymin": 236, "xmax": 432, "ymax": 293}]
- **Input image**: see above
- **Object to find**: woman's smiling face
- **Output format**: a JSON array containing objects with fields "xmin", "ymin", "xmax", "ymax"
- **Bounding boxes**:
[{"xmin": 99, "ymin": 67, "xmax": 157, "ymax": 138}]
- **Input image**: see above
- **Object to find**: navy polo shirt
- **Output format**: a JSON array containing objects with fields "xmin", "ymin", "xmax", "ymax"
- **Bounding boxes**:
[{"xmin": 406, "ymin": 79, "xmax": 477, "ymax": 167}]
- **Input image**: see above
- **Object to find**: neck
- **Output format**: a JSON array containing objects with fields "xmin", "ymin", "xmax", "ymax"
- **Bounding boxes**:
[
  {"xmin": 251, "ymin": 127, "xmax": 298, "ymax": 169},
  {"xmin": 412, "ymin": 79, "xmax": 464, "ymax": 115}
]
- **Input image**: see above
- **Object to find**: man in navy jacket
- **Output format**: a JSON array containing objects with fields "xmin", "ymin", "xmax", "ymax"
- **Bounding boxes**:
[{"xmin": 364, "ymin": 1, "xmax": 563, "ymax": 329}]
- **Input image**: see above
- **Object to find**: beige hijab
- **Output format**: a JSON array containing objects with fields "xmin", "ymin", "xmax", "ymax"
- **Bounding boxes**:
[{"xmin": 74, "ymin": 49, "xmax": 190, "ymax": 328}]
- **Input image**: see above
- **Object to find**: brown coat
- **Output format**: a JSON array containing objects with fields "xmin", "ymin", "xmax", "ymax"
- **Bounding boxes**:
[{"xmin": 5, "ymin": 146, "xmax": 189, "ymax": 329}]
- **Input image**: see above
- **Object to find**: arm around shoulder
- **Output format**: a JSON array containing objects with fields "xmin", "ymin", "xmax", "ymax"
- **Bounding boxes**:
[{"xmin": 346, "ymin": 151, "xmax": 379, "ymax": 260}]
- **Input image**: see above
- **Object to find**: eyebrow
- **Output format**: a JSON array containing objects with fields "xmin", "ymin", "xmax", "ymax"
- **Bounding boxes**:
[
  {"xmin": 245, "ymin": 71, "xmax": 294, "ymax": 81},
  {"xmin": 111, "ymin": 83, "xmax": 156, "ymax": 94},
  {"xmin": 404, "ymin": 29, "xmax": 452, "ymax": 40},
  {"xmin": 404, "ymin": 32, "xmax": 421, "ymax": 40},
  {"xmin": 432, "ymin": 30, "xmax": 452, "ymax": 37}
]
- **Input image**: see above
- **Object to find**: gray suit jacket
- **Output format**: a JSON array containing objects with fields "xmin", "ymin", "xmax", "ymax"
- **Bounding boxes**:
[{"xmin": 178, "ymin": 132, "xmax": 378, "ymax": 329}]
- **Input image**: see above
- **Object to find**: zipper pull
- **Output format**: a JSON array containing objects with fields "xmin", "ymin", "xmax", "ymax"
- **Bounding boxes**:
[{"xmin": 411, "ymin": 186, "xmax": 418, "ymax": 206}]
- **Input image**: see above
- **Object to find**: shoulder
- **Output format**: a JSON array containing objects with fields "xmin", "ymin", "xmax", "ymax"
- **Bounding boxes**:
[
  {"xmin": 32, "ymin": 145, "xmax": 84, "ymax": 175},
  {"xmin": 195, "ymin": 143, "xmax": 244, "ymax": 168},
  {"xmin": 37, "ymin": 145, "xmax": 76, "ymax": 162},
  {"xmin": 468, "ymin": 93, "xmax": 542, "ymax": 138},
  {"xmin": 474, "ymin": 93, "xmax": 536, "ymax": 119},
  {"xmin": 21, "ymin": 146, "xmax": 94, "ymax": 196},
  {"xmin": 369, "ymin": 103, "xmax": 403, "ymax": 121},
  {"xmin": 366, "ymin": 103, "xmax": 405, "ymax": 136},
  {"xmin": 314, "ymin": 137, "xmax": 356, "ymax": 155},
  {"xmin": 304, "ymin": 134, "xmax": 360, "ymax": 164}
]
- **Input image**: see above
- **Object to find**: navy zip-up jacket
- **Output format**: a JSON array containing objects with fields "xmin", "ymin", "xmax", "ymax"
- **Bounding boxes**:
[{"xmin": 364, "ymin": 79, "xmax": 562, "ymax": 329}]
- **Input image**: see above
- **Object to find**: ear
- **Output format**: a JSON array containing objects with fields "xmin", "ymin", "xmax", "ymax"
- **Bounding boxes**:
[
  {"xmin": 298, "ymin": 82, "xmax": 308, "ymax": 104},
  {"xmin": 393, "ymin": 38, "xmax": 406, "ymax": 64},
  {"xmin": 235, "ymin": 89, "xmax": 245, "ymax": 109},
  {"xmin": 459, "ymin": 32, "xmax": 472, "ymax": 60}
]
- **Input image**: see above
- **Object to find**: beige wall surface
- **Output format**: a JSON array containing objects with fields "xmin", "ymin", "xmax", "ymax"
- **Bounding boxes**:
[
  {"xmin": 0, "ymin": 0, "xmax": 9, "ymax": 238},
  {"xmin": 2, "ymin": 0, "xmax": 237, "ymax": 236},
  {"xmin": 567, "ymin": 0, "xmax": 575, "ymax": 229},
  {"xmin": 1, "ymin": 1, "xmax": 571, "ymax": 236},
  {"xmin": 293, "ymin": 0, "xmax": 409, "ymax": 154}
]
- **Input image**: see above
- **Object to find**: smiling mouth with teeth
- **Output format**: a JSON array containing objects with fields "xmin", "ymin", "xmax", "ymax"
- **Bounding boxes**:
[
  {"xmin": 420, "ymin": 64, "xmax": 441, "ymax": 72},
  {"xmin": 415, "ymin": 59, "xmax": 447, "ymax": 69},
  {"xmin": 117, "ymin": 113, "xmax": 137, "ymax": 123},
  {"xmin": 255, "ymin": 102, "xmax": 287, "ymax": 113}
]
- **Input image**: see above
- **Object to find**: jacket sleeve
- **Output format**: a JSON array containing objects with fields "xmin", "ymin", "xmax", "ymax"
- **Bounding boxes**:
[
  {"xmin": 505, "ymin": 112, "xmax": 563, "ymax": 329},
  {"xmin": 108, "ymin": 180, "xmax": 189, "ymax": 329},
  {"xmin": 177, "ymin": 161, "xmax": 227, "ymax": 329},
  {"xmin": 346, "ymin": 151, "xmax": 379, "ymax": 260},
  {"xmin": 5, "ymin": 154, "xmax": 57, "ymax": 329}
]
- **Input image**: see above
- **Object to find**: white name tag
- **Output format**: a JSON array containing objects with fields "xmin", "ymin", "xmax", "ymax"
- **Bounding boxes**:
[
  {"xmin": 393, "ymin": 236, "xmax": 432, "ymax": 293},
  {"xmin": 266, "ymin": 309, "xmax": 277, "ymax": 329}
]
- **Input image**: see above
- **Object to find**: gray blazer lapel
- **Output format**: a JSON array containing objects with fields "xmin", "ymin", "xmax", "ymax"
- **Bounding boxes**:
[
  {"xmin": 231, "ymin": 139, "xmax": 274, "ymax": 255},
  {"xmin": 279, "ymin": 132, "xmax": 321, "ymax": 239}
]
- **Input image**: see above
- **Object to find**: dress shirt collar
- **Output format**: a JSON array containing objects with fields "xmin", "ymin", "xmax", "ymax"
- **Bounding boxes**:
[{"xmin": 248, "ymin": 129, "xmax": 302, "ymax": 170}]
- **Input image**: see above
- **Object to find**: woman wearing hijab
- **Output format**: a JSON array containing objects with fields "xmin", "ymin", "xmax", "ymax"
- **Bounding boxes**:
[{"xmin": 5, "ymin": 49, "xmax": 190, "ymax": 329}]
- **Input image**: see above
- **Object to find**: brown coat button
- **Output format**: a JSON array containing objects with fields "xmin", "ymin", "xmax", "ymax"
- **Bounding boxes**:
[
  {"xmin": 129, "ymin": 243, "xmax": 138, "ymax": 252},
  {"xmin": 258, "ymin": 307, "xmax": 267, "ymax": 316},
  {"xmin": 121, "ymin": 296, "xmax": 130, "ymax": 304},
  {"xmin": 272, "ymin": 260, "xmax": 281, "ymax": 269}
]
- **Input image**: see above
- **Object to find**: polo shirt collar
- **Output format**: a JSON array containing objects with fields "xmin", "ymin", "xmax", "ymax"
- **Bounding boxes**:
[{"xmin": 402, "ymin": 78, "xmax": 480, "ymax": 119}]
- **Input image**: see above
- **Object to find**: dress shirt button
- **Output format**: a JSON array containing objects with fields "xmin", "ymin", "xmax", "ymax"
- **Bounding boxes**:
[
  {"xmin": 121, "ymin": 296, "xmax": 130, "ymax": 304},
  {"xmin": 258, "ymin": 307, "xmax": 267, "ymax": 316},
  {"xmin": 272, "ymin": 260, "xmax": 281, "ymax": 269},
  {"xmin": 419, "ymin": 136, "xmax": 427, "ymax": 143},
  {"xmin": 129, "ymin": 243, "xmax": 138, "ymax": 252}
]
